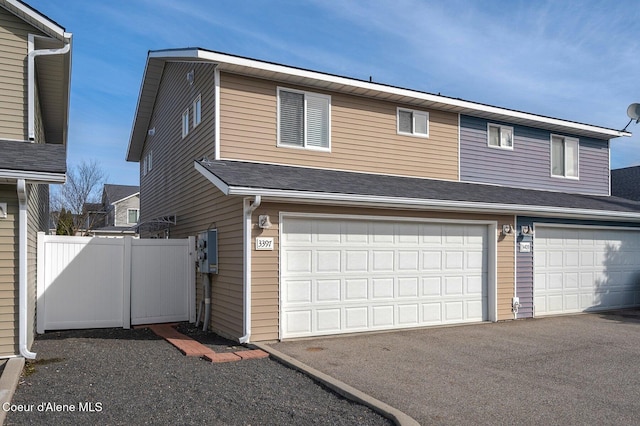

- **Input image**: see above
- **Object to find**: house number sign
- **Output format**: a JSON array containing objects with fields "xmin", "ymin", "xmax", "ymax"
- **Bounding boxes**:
[{"xmin": 255, "ymin": 237, "xmax": 274, "ymax": 251}]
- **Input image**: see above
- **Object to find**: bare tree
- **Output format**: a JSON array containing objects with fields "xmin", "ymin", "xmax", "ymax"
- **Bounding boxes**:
[{"xmin": 51, "ymin": 160, "xmax": 107, "ymax": 236}]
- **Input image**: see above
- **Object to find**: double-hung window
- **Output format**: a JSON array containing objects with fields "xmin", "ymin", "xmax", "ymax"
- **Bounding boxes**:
[
  {"xmin": 397, "ymin": 108, "xmax": 429, "ymax": 137},
  {"xmin": 487, "ymin": 124, "xmax": 513, "ymax": 149},
  {"xmin": 182, "ymin": 109, "xmax": 189, "ymax": 138},
  {"xmin": 127, "ymin": 209, "xmax": 139, "ymax": 224},
  {"xmin": 278, "ymin": 88, "xmax": 330, "ymax": 150},
  {"xmin": 551, "ymin": 135, "xmax": 579, "ymax": 178},
  {"xmin": 193, "ymin": 95, "xmax": 202, "ymax": 128}
]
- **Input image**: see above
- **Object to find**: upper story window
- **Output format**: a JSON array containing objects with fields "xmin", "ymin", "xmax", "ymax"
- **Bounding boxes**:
[
  {"xmin": 397, "ymin": 107, "xmax": 429, "ymax": 137},
  {"xmin": 278, "ymin": 88, "xmax": 330, "ymax": 150},
  {"xmin": 551, "ymin": 135, "xmax": 579, "ymax": 178},
  {"xmin": 127, "ymin": 208, "xmax": 140, "ymax": 224},
  {"xmin": 142, "ymin": 151, "xmax": 153, "ymax": 177},
  {"xmin": 487, "ymin": 124, "xmax": 513, "ymax": 149},
  {"xmin": 193, "ymin": 95, "xmax": 202, "ymax": 128},
  {"xmin": 182, "ymin": 109, "xmax": 189, "ymax": 138}
]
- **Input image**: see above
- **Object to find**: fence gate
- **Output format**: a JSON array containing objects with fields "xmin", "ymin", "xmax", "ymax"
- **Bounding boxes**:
[{"xmin": 37, "ymin": 234, "xmax": 195, "ymax": 333}]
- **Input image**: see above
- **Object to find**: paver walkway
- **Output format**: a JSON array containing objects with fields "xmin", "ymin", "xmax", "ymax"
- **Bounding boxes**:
[{"xmin": 147, "ymin": 323, "xmax": 269, "ymax": 363}]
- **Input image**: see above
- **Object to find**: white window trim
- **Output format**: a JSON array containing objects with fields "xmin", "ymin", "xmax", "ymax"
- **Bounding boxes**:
[
  {"xmin": 486, "ymin": 123, "xmax": 514, "ymax": 150},
  {"xmin": 182, "ymin": 109, "xmax": 189, "ymax": 138},
  {"xmin": 277, "ymin": 87, "xmax": 331, "ymax": 152},
  {"xmin": 397, "ymin": 107, "xmax": 429, "ymax": 138},
  {"xmin": 142, "ymin": 157, "xmax": 147, "ymax": 177},
  {"xmin": 550, "ymin": 134, "xmax": 579, "ymax": 180},
  {"xmin": 127, "ymin": 208, "xmax": 140, "ymax": 224},
  {"xmin": 193, "ymin": 95, "xmax": 201, "ymax": 128}
]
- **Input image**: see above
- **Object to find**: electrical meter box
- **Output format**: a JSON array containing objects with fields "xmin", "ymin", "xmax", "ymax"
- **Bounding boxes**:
[{"xmin": 197, "ymin": 229, "xmax": 218, "ymax": 274}]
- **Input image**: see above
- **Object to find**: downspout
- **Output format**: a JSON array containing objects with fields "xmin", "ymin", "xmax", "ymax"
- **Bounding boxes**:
[
  {"xmin": 28, "ymin": 34, "xmax": 71, "ymax": 141},
  {"xmin": 17, "ymin": 180, "xmax": 36, "ymax": 359},
  {"xmin": 239, "ymin": 195, "xmax": 261, "ymax": 344}
]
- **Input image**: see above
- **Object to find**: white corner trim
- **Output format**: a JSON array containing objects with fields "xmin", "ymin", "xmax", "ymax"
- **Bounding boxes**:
[
  {"xmin": 214, "ymin": 66, "xmax": 220, "ymax": 160},
  {"xmin": 194, "ymin": 161, "xmax": 230, "ymax": 195}
]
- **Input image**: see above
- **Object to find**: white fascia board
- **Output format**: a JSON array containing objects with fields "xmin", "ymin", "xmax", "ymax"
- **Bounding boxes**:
[
  {"xmin": 190, "ymin": 49, "xmax": 628, "ymax": 139},
  {"xmin": 2, "ymin": 0, "xmax": 68, "ymax": 41},
  {"xmin": 111, "ymin": 192, "xmax": 140, "ymax": 205},
  {"xmin": 226, "ymin": 186, "xmax": 640, "ymax": 222},
  {"xmin": 194, "ymin": 161, "xmax": 230, "ymax": 195},
  {"xmin": 0, "ymin": 169, "xmax": 65, "ymax": 183}
]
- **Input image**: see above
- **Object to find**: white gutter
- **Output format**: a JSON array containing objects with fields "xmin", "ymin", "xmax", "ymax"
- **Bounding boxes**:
[
  {"xmin": 239, "ymin": 195, "xmax": 261, "ymax": 344},
  {"xmin": 17, "ymin": 180, "xmax": 36, "ymax": 359},
  {"xmin": 0, "ymin": 169, "xmax": 65, "ymax": 183},
  {"xmin": 27, "ymin": 34, "xmax": 71, "ymax": 141},
  {"xmin": 224, "ymin": 187, "xmax": 640, "ymax": 222}
]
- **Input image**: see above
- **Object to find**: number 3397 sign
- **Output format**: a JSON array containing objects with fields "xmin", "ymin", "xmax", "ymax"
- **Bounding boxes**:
[{"xmin": 255, "ymin": 237, "xmax": 274, "ymax": 251}]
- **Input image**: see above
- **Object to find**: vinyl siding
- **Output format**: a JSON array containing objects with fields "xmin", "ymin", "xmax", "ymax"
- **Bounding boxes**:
[
  {"xmin": 26, "ymin": 183, "xmax": 47, "ymax": 348},
  {"xmin": 250, "ymin": 204, "xmax": 515, "ymax": 342},
  {"xmin": 219, "ymin": 72, "xmax": 459, "ymax": 181},
  {"xmin": 0, "ymin": 7, "xmax": 45, "ymax": 141},
  {"xmin": 113, "ymin": 195, "xmax": 140, "ymax": 226},
  {"xmin": 0, "ymin": 185, "xmax": 18, "ymax": 356},
  {"xmin": 139, "ymin": 61, "xmax": 245, "ymax": 339},
  {"xmin": 460, "ymin": 115, "xmax": 610, "ymax": 195}
]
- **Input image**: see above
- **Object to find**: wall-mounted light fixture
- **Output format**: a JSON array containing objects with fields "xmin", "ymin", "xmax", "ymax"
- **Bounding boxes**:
[
  {"xmin": 520, "ymin": 225, "xmax": 534, "ymax": 236},
  {"xmin": 258, "ymin": 215, "xmax": 272, "ymax": 229},
  {"xmin": 148, "ymin": 127, "xmax": 155, "ymax": 136},
  {"xmin": 187, "ymin": 70, "xmax": 195, "ymax": 85},
  {"xmin": 501, "ymin": 224, "xmax": 514, "ymax": 236},
  {"xmin": 0, "ymin": 203, "xmax": 6, "ymax": 219}
]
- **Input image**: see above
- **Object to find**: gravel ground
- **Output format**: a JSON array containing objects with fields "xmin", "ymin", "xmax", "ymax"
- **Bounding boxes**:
[{"xmin": 5, "ymin": 327, "xmax": 391, "ymax": 425}]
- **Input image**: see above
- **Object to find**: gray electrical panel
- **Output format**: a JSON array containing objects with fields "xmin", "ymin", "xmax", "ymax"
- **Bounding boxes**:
[{"xmin": 197, "ymin": 229, "xmax": 218, "ymax": 274}]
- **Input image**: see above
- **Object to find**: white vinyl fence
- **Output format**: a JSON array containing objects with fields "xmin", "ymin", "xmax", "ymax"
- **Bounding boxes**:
[{"xmin": 37, "ymin": 233, "xmax": 195, "ymax": 333}]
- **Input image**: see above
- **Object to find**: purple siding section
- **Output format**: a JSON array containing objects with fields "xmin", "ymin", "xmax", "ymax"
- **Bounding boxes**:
[
  {"xmin": 515, "ymin": 217, "xmax": 535, "ymax": 318},
  {"xmin": 460, "ymin": 115, "xmax": 610, "ymax": 196}
]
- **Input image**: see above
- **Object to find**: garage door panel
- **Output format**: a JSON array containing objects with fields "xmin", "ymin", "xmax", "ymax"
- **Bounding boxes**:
[
  {"xmin": 281, "ymin": 217, "xmax": 489, "ymax": 338},
  {"xmin": 534, "ymin": 226, "xmax": 640, "ymax": 316}
]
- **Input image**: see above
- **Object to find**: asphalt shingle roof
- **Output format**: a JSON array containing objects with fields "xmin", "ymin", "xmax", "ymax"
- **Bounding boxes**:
[
  {"xmin": 197, "ymin": 159, "xmax": 640, "ymax": 215},
  {"xmin": 612, "ymin": 166, "xmax": 640, "ymax": 202},
  {"xmin": 0, "ymin": 140, "xmax": 66, "ymax": 173},
  {"xmin": 104, "ymin": 184, "xmax": 139, "ymax": 203}
]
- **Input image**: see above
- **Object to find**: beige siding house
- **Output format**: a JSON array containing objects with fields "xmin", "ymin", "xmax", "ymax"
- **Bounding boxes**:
[
  {"xmin": 127, "ymin": 48, "xmax": 637, "ymax": 344},
  {"xmin": 0, "ymin": 0, "xmax": 71, "ymax": 358}
]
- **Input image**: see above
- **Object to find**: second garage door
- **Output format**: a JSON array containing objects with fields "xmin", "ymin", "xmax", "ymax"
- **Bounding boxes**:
[
  {"xmin": 534, "ymin": 226, "xmax": 640, "ymax": 315},
  {"xmin": 280, "ymin": 216, "xmax": 491, "ymax": 338}
]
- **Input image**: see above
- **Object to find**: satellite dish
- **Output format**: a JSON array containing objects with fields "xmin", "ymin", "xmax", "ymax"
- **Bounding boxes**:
[{"xmin": 627, "ymin": 103, "xmax": 640, "ymax": 122}]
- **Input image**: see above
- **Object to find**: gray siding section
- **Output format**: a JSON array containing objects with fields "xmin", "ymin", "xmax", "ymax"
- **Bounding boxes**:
[
  {"xmin": 460, "ymin": 115, "xmax": 610, "ymax": 196},
  {"xmin": 113, "ymin": 195, "xmax": 139, "ymax": 226}
]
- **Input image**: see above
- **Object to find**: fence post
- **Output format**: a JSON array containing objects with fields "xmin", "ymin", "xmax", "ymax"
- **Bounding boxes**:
[
  {"xmin": 123, "ymin": 237, "xmax": 132, "ymax": 329},
  {"xmin": 36, "ymin": 232, "xmax": 46, "ymax": 334},
  {"xmin": 188, "ymin": 236, "xmax": 196, "ymax": 323}
]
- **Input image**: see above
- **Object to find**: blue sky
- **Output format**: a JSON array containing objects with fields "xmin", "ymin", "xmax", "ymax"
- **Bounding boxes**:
[{"xmin": 27, "ymin": 0, "xmax": 640, "ymax": 186}]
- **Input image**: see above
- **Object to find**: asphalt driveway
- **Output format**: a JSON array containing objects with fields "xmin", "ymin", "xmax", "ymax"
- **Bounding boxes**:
[{"xmin": 271, "ymin": 310, "xmax": 640, "ymax": 425}]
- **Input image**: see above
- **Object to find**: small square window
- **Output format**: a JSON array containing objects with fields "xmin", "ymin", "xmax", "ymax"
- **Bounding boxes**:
[
  {"xmin": 182, "ymin": 109, "xmax": 189, "ymax": 138},
  {"xmin": 193, "ymin": 95, "xmax": 201, "ymax": 127},
  {"xmin": 397, "ymin": 108, "xmax": 429, "ymax": 137},
  {"xmin": 487, "ymin": 124, "xmax": 513, "ymax": 149}
]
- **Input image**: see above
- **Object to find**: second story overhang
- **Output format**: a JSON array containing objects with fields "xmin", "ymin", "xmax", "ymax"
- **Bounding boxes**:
[{"xmin": 127, "ymin": 47, "xmax": 630, "ymax": 162}]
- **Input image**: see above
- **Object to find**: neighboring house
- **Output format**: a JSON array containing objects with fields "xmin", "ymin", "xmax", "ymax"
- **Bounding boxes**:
[
  {"xmin": 126, "ymin": 48, "xmax": 640, "ymax": 344},
  {"xmin": 86, "ymin": 184, "xmax": 140, "ymax": 236},
  {"xmin": 611, "ymin": 165, "xmax": 640, "ymax": 201},
  {"xmin": 0, "ymin": 0, "xmax": 71, "ymax": 357}
]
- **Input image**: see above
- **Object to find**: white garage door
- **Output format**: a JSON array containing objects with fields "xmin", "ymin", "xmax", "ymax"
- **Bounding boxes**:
[
  {"xmin": 534, "ymin": 226, "xmax": 640, "ymax": 316},
  {"xmin": 280, "ymin": 217, "xmax": 490, "ymax": 338}
]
